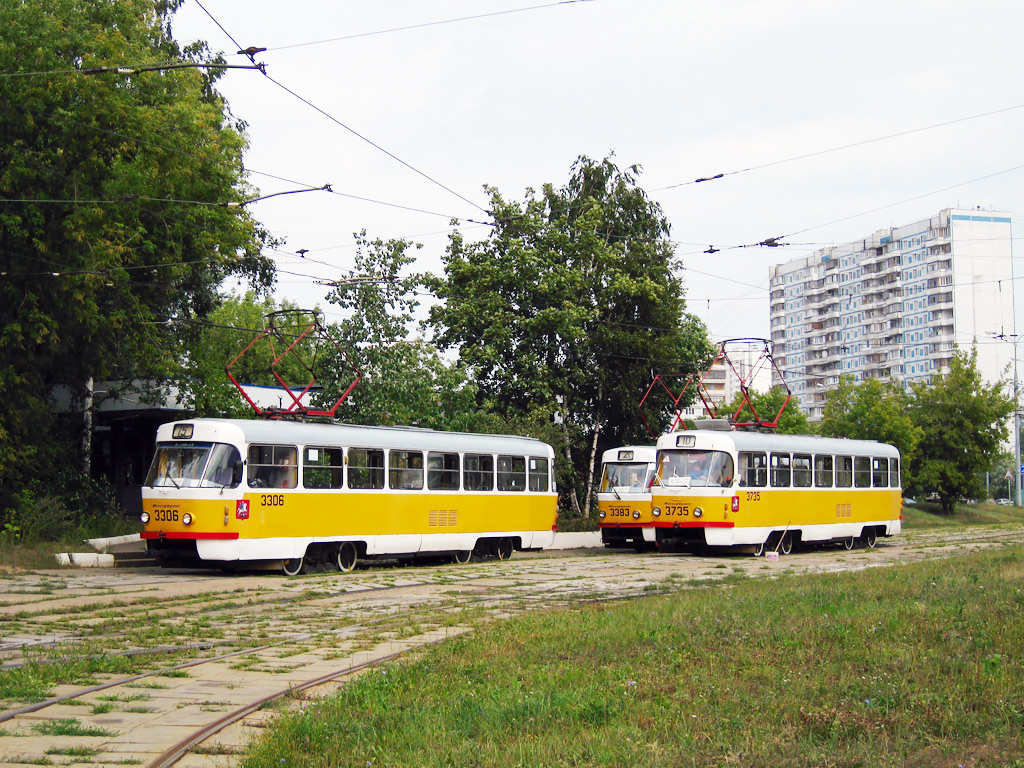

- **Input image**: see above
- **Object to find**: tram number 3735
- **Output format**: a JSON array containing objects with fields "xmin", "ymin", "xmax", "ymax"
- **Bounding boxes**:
[{"xmin": 662, "ymin": 504, "xmax": 693, "ymax": 517}]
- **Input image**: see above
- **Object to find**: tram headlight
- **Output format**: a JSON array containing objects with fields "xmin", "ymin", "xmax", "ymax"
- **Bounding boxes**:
[
  {"xmin": 599, "ymin": 510, "xmax": 606, "ymax": 519},
  {"xmin": 652, "ymin": 507, "xmax": 661, "ymax": 517},
  {"xmin": 693, "ymin": 507, "xmax": 703, "ymax": 518},
  {"xmin": 632, "ymin": 510, "xmax": 641, "ymax": 519},
  {"xmin": 140, "ymin": 511, "xmax": 150, "ymax": 524},
  {"xmin": 182, "ymin": 513, "xmax": 193, "ymax": 526}
]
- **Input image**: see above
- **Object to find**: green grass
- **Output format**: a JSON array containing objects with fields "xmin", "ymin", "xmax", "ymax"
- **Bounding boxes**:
[
  {"xmin": 241, "ymin": 545, "xmax": 1024, "ymax": 768},
  {"xmin": 902, "ymin": 499, "xmax": 1023, "ymax": 527},
  {"xmin": 32, "ymin": 719, "xmax": 116, "ymax": 737}
]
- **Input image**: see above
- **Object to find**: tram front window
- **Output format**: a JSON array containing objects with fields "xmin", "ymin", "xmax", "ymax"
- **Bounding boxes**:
[
  {"xmin": 146, "ymin": 443, "xmax": 211, "ymax": 488},
  {"xmin": 658, "ymin": 450, "xmax": 734, "ymax": 488},
  {"xmin": 600, "ymin": 463, "xmax": 652, "ymax": 492}
]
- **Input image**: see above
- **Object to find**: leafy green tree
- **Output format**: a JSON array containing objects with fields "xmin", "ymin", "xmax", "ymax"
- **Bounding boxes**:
[
  {"xmin": 428, "ymin": 156, "xmax": 716, "ymax": 515},
  {"xmin": 818, "ymin": 375, "xmax": 922, "ymax": 465},
  {"xmin": 0, "ymin": 0, "xmax": 273, "ymax": 508},
  {"xmin": 721, "ymin": 386, "xmax": 813, "ymax": 435},
  {"xmin": 908, "ymin": 348, "xmax": 1013, "ymax": 514},
  {"xmin": 180, "ymin": 292, "xmax": 319, "ymax": 418},
  {"xmin": 315, "ymin": 233, "xmax": 485, "ymax": 431}
]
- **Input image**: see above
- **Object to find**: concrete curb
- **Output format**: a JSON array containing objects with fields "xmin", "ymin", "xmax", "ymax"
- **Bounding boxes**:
[
  {"xmin": 549, "ymin": 531, "xmax": 602, "ymax": 549},
  {"xmin": 54, "ymin": 552, "xmax": 117, "ymax": 567},
  {"xmin": 84, "ymin": 533, "xmax": 142, "ymax": 553}
]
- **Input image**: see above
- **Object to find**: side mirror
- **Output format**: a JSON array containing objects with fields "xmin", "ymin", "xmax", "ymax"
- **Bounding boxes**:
[{"xmin": 232, "ymin": 459, "xmax": 244, "ymax": 486}]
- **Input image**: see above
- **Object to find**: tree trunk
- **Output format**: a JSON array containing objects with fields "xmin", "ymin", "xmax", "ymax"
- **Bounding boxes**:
[
  {"xmin": 81, "ymin": 376, "xmax": 93, "ymax": 476},
  {"xmin": 557, "ymin": 403, "xmax": 582, "ymax": 517},
  {"xmin": 583, "ymin": 420, "xmax": 602, "ymax": 517}
]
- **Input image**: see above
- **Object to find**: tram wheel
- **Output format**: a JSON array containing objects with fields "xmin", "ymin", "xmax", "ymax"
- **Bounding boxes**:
[
  {"xmin": 753, "ymin": 538, "xmax": 767, "ymax": 557},
  {"xmin": 843, "ymin": 536, "xmax": 856, "ymax": 550},
  {"xmin": 496, "ymin": 537, "xmax": 514, "ymax": 561},
  {"xmin": 862, "ymin": 527, "xmax": 878, "ymax": 549},
  {"xmin": 779, "ymin": 531, "xmax": 794, "ymax": 556},
  {"xmin": 453, "ymin": 549, "xmax": 473, "ymax": 564},
  {"xmin": 335, "ymin": 542, "xmax": 358, "ymax": 573},
  {"xmin": 281, "ymin": 556, "xmax": 305, "ymax": 577}
]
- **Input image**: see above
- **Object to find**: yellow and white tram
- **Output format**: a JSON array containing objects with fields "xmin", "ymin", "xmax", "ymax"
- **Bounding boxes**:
[
  {"xmin": 596, "ymin": 446, "xmax": 657, "ymax": 550},
  {"xmin": 651, "ymin": 427, "xmax": 902, "ymax": 554},
  {"xmin": 141, "ymin": 419, "xmax": 558, "ymax": 574}
]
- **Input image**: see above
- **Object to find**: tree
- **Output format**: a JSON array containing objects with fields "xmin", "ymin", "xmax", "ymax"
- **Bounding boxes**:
[
  {"xmin": 0, "ymin": 0, "xmax": 273, "ymax": 508},
  {"xmin": 427, "ymin": 155, "xmax": 716, "ymax": 515},
  {"xmin": 315, "ymin": 233, "xmax": 485, "ymax": 431},
  {"xmin": 818, "ymin": 375, "xmax": 922, "ymax": 464},
  {"xmin": 180, "ymin": 292, "xmax": 319, "ymax": 419},
  {"xmin": 908, "ymin": 348, "xmax": 1013, "ymax": 514},
  {"xmin": 722, "ymin": 386, "xmax": 813, "ymax": 435}
]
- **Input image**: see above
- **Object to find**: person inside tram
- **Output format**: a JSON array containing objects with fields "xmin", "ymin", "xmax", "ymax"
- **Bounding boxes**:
[
  {"xmin": 271, "ymin": 453, "xmax": 297, "ymax": 488},
  {"xmin": 688, "ymin": 452, "xmax": 711, "ymax": 484}
]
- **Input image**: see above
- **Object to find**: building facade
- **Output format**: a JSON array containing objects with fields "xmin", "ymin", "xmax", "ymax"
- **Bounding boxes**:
[{"xmin": 769, "ymin": 208, "xmax": 1014, "ymax": 420}]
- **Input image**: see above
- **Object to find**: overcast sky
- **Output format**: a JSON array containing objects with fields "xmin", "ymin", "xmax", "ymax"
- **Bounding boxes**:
[{"xmin": 172, "ymin": 0, "xmax": 1024, "ymax": 347}]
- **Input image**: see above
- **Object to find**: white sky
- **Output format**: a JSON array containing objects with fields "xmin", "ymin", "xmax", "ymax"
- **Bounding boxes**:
[{"xmin": 171, "ymin": 0, "xmax": 1024, "ymax": 346}]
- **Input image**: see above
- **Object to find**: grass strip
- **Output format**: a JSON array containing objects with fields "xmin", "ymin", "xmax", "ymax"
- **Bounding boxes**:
[{"xmin": 241, "ymin": 545, "xmax": 1024, "ymax": 768}]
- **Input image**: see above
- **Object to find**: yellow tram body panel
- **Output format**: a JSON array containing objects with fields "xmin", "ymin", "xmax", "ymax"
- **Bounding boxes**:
[
  {"xmin": 596, "ymin": 445, "xmax": 657, "ymax": 548},
  {"xmin": 652, "ymin": 488, "xmax": 902, "ymax": 529},
  {"xmin": 651, "ymin": 428, "xmax": 903, "ymax": 551},
  {"xmin": 140, "ymin": 418, "xmax": 558, "ymax": 564},
  {"xmin": 142, "ymin": 490, "xmax": 556, "ymax": 540}
]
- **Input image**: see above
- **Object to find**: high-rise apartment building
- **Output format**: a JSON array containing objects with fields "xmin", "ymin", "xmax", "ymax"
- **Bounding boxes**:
[{"xmin": 768, "ymin": 208, "xmax": 1014, "ymax": 420}]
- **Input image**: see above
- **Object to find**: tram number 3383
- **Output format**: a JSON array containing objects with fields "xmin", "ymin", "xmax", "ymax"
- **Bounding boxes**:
[
  {"xmin": 260, "ymin": 494, "xmax": 285, "ymax": 507},
  {"xmin": 607, "ymin": 506, "xmax": 632, "ymax": 518}
]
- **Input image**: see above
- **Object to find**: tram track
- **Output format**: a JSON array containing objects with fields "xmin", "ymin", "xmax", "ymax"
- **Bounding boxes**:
[{"xmin": 1, "ymin": 528, "xmax": 1022, "ymax": 768}]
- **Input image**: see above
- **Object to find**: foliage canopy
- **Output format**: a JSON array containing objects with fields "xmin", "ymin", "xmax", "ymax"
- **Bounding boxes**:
[
  {"xmin": 428, "ymin": 156, "xmax": 715, "ymax": 513},
  {"xmin": 907, "ymin": 348, "xmax": 1013, "ymax": 513},
  {"xmin": 0, "ymin": 0, "xmax": 273, "ymax": 507}
]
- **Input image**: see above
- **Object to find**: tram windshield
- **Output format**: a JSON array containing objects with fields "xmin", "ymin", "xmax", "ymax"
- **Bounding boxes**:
[
  {"xmin": 145, "ymin": 443, "xmax": 242, "ymax": 489},
  {"xmin": 656, "ymin": 449, "xmax": 735, "ymax": 488},
  {"xmin": 600, "ymin": 462, "xmax": 654, "ymax": 493}
]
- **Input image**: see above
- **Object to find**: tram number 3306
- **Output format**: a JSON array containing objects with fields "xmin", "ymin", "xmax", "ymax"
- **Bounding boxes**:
[
  {"xmin": 260, "ymin": 494, "xmax": 285, "ymax": 507},
  {"xmin": 153, "ymin": 509, "xmax": 179, "ymax": 522}
]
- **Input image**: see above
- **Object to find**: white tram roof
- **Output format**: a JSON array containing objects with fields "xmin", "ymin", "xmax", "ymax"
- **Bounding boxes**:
[
  {"xmin": 600, "ymin": 445, "xmax": 658, "ymax": 462},
  {"xmin": 655, "ymin": 429, "xmax": 900, "ymax": 459},
  {"xmin": 156, "ymin": 418, "xmax": 554, "ymax": 457}
]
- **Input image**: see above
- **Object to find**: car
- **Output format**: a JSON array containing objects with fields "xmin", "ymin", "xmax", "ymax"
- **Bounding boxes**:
[{"xmin": 995, "ymin": 498, "xmax": 1013, "ymax": 506}]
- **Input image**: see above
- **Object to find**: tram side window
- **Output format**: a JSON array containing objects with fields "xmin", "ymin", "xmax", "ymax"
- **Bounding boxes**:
[
  {"xmin": 889, "ymin": 458, "xmax": 901, "ymax": 488},
  {"xmin": 854, "ymin": 456, "xmax": 872, "ymax": 488},
  {"xmin": 201, "ymin": 444, "xmax": 242, "ymax": 488},
  {"xmin": 348, "ymin": 448, "xmax": 385, "ymax": 490},
  {"xmin": 497, "ymin": 455, "xmax": 526, "ymax": 491},
  {"xmin": 464, "ymin": 453, "xmax": 494, "ymax": 491},
  {"xmin": 872, "ymin": 457, "xmax": 888, "ymax": 487},
  {"xmin": 770, "ymin": 453, "xmax": 792, "ymax": 487},
  {"xmin": 529, "ymin": 457, "xmax": 549, "ymax": 492},
  {"xmin": 427, "ymin": 452, "xmax": 460, "ymax": 491},
  {"xmin": 248, "ymin": 444, "xmax": 297, "ymax": 488},
  {"xmin": 836, "ymin": 456, "xmax": 853, "ymax": 487},
  {"xmin": 793, "ymin": 453, "xmax": 812, "ymax": 487},
  {"xmin": 814, "ymin": 454, "xmax": 834, "ymax": 488},
  {"xmin": 303, "ymin": 446, "xmax": 344, "ymax": 489},
  {"xmin": 738, "ymin": 452, "xmax": 767, "ymax": 487},
  {"xmin": 389, "ymin": 450, "xmax": 424, "ymax": 490}
]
